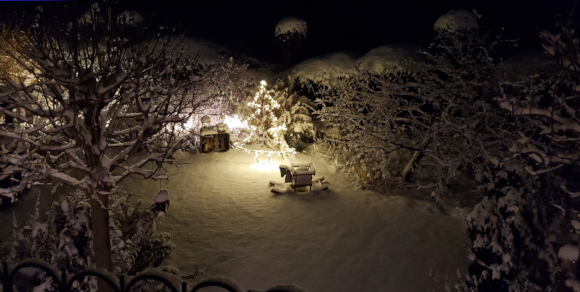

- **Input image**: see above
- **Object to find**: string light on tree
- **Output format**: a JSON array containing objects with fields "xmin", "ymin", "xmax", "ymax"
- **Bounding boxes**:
[{"xmin": 234, "ymin": 80, "xmax": 296, "ymax": 162}]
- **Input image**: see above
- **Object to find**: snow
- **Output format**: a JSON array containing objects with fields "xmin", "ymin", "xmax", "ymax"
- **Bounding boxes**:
[
  {"xmin": 567, "ymin": 279, "xmax": 580, "ymax": 292},
  {"xmin": 291, "ymin": 52, "xmax": 357, "ymax": 82},
  {"xmin": 120, "ymin": 149, "xmax": 470, "ymax": 291},
  {"xmin": 291, "ymin": 45, "xmax": 418, "ymax": 82},
  {"xmin": 434, "ymin": 9, "xmax": 479, "ymax": 32},
  {"xmin": 275, "ymin": 17, "xmax": 308, "ymax": 38},
  {"xmin": 558, "ymin": 244, "xmax": 580, "ymax": 262},
  {"xmin": 130, "ymin": 267, "xmax": 185, "ymax": 291},
  {"xmin": 357, "ymin": 44, "xmax": 418, "ymax": 73},
  {"xmin": 0, "ymin": 148, "xmax": 469, "ymax": 292},
  {"xmin": 201, "ymin": 123, "xmax": 230, "ymax": 136},
  {"xmin": 180, "ymin": 37, "xmax": 227, "ymax": 65},
  {"xmin": 153, "ymin": 190, "xmax": 169, "ymax": 203},
  {"xmin": 191, "ymin": 275, "xmax": 246, "ymax": 292}
]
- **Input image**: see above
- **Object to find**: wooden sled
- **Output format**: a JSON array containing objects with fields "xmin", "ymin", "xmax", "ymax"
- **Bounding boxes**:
[{"xmin": 269, "ymin": 176, "xmax": 328, "ymax": 194}]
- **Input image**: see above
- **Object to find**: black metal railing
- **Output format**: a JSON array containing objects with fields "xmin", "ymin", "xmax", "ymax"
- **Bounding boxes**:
[{"xmin": 0, "ymin": 259, "xmax": 305, "ymax": 292}]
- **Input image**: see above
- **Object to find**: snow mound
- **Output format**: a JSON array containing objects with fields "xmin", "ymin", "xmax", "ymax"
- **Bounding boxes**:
[
  {"xmin": 275, "ymin": 16, "xmax": 308, "ymax": 38},
  {"xmin": 559, "ymin": 244, "xmax": 580, "ymax": 262},
  {"xmin": 153, "ymin": 190, "xmax": 169, "ymax": 203},
  {"xmin": 357, "ymin": 44, "xmax": 418, "ymax": 73},
  {"xmin": 291, "ymin": 45, "xmax": 421, "ymax": 82},
  {"xmin": 567, "ymin": 279, "xmax": 580, "ymax": 292},
  {"xmin": 434, "ymin": 9, "xmax": 479, "ymax": 32},
  {"xmin": 291, "ymin": 52, "xmax": 357, "ymax": 82},
  {"xmin": 181, "ymin": 37, "xmax": 226, "ymax": 65}
]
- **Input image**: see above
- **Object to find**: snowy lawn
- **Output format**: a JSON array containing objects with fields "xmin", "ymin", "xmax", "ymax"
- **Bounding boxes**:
[{"xmin": 121, "ymin": 149, "xmax": 470, "ymax": 292}]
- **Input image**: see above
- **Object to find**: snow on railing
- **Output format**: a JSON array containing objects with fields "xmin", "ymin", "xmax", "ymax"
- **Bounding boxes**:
[{"xmin": 0, "ymin": 259, "xmax": 306, "ymax": 292}]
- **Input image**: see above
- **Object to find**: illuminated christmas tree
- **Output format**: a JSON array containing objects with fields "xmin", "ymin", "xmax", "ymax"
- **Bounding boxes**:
[{"xmin": 237, "ymin": 80, "xmax": 296, "ymax": 157}]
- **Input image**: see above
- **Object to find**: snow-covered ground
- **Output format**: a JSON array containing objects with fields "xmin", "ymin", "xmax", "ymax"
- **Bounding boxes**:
[{"xmin": 119, "ymin": 149, "xmax": 470, "ymax": 292}]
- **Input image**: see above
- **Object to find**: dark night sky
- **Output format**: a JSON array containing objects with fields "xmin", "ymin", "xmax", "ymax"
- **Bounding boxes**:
[
  {"xmin": 1, "ymin": 0, "xmax": 577, "ymax": 63},
  {"xmin": 120, "ymin": 0, "xmax": 578, "ymax": 63}
]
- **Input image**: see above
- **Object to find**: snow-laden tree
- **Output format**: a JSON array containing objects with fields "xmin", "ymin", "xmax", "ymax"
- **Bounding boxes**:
[
  {"xmin": 311, "ymin": 71, "xmax": 413, "ymax": 188},
  {"xmin": 275, "ymin": 16, "xmax": 307, "ymax": 65},
  {"xmin": 0, "ymin": 0, "xmax": 221, "ymax": 283},
  {"xmin": 312, "ymin": 28, "xmax": 508, "ymax": 191},
  {"xmin": 172, "ymin": 58, "xmax": 254, "ymax": 151},
  {"xmin": 279, "ymin": 96, "xmax": 315, "ymax": 150},
  {"xmin": 460, "ymin": 163, "xmax": 564, "ymax": 292},
  {"xmin": 433, "ymin": 9, "xmax": 479, "ymax": 33},
  {"xmin": 459, "ymin": 22, "xmax": 580, "ymax": 291},
  {"xmin": 456, "ymin": 20, "xmax": 580, "ymax": 291}
]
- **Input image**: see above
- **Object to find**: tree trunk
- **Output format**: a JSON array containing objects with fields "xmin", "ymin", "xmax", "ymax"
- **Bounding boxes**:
[
  {"xmin": 283, "ymin": 47, "xmax": 292, "ymax": 66},
  {"xmin": 401, "ymin": 150, "xmax": 422, "ymax": 181},
  {"xmin": 89, "ymin": 192, "xmax": 114, "ymax": 292}
]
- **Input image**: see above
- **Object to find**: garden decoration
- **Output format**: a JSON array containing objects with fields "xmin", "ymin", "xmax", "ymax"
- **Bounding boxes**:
[
  {"xmin": 200, "ymin": 122, "xmax": 230, "ymax": 153},
  {"xmin": 234, "ymin": 81, "xmax": 296, "ymax": 163},
  {"xmin": 151, "ymin": 189, "xmax": 170, "ymax": 214},
  {"xmin": 201, "ymin": 115, "xmax": 211, "ymax": 128},
  {"xmin": 270, "ymin": 162, "xmax": 328, "ymax": 193}
]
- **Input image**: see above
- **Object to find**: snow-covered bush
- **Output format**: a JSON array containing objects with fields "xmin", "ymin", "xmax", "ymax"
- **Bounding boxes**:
[
  {"xmin": 458, "ymin": 163, "xmax": 564, "ymax": 291},
  {"xmin": 540, "ymin": 22, "xmax": 580, "ymax": 72},
  {"xmin": 2, "ymin": 191, "xmax": 174, "ymax": 291},
  {"xmin": 434, "ymin": 9, "xmax": 479, "ymax": 33},
  {"xmin": 278, "ymin": 95, "xmax": 315, "ymax": 150},
  {"xmin": 314, "ymin": 140, "xmax": 397, "ymax": 189}
]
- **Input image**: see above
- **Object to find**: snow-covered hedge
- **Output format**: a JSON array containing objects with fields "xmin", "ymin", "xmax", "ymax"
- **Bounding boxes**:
[{"xmin": 288, "ymin": 44, "xmax": 418, "ymax": 85}]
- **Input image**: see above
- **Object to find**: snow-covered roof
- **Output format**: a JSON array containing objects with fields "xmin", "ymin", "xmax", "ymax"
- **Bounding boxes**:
[
  {"xmin": 434, "ymin": 9, "xmax": 479, "ymax": 32},
  {"xmin": 275, "ymin": 16, "xmax": 308, "ymax": 38}
]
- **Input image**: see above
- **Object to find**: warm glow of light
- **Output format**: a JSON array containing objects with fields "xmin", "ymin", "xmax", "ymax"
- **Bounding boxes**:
[
  {"xmin": 224, "ymin": 115, "xmax": 247, "ymax": 129},
  {"xmin": 182, "ymin": 118, "xmax": 194, "ymax": 131},
  {"xmin": 251, "ymin": 162, "xmax": 279, "ymax": 172}
]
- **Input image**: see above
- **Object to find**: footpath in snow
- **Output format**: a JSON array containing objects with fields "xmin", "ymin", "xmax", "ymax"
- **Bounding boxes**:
[{"xmin": 122, "ymin": 149, "xmax": 470, "ymax": 292}]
